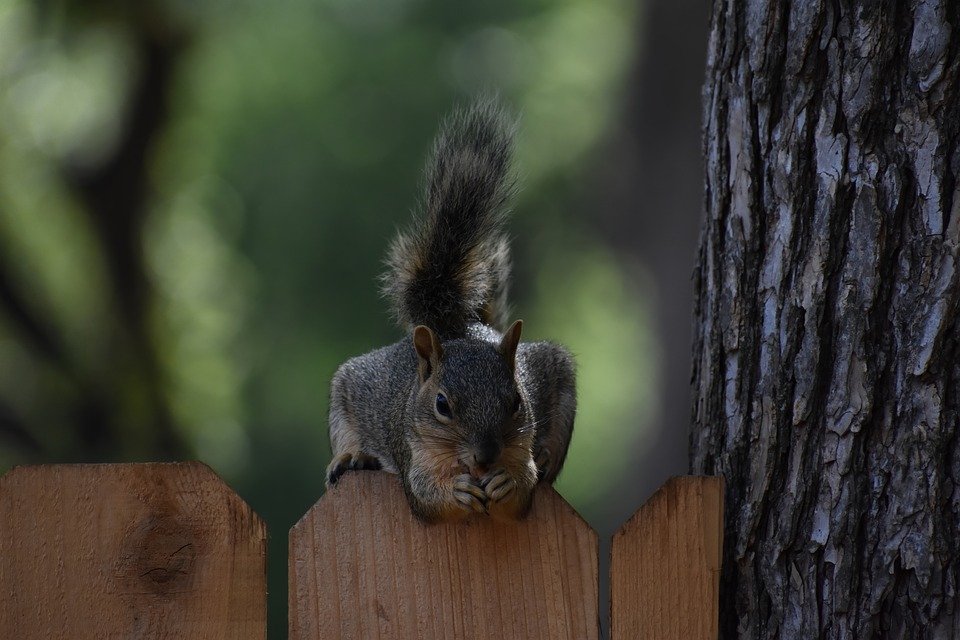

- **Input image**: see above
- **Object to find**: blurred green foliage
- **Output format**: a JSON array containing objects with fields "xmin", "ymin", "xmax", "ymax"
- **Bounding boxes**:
[{"xmin": 0, "ymin": 0, "xmax": 653, "ymax": 635}]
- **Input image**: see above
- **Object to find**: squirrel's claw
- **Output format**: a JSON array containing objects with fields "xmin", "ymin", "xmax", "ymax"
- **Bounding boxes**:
[
  {"xmin": 453, "ymin": 474, "xmax": 488, "ymax": 513},
  {"xmin": 482, "ymin": 468, "xmax": 517, "ymax": 503},
  {"xmin": 326, "ymin": 452, "xmax": 382, "ymax": 487}
]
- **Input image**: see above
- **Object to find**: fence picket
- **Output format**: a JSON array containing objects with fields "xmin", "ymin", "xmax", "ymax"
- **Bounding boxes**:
[
  {"xmin": 610, "ymin": 475, "xmax": 723, "ymax": 640},
  {"xmin": 289, "ymin": 471, "xmax": 599, "ymax": 640},
  {"xmin": 0, "ymin": 462, "xmax": 266, "ymax": 640}
]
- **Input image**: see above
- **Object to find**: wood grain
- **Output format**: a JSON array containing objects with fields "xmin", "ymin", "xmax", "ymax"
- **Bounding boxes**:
[
  {"xmin": 0, "ymin": 462, "xmax": 266, "ymax": 640},
  {"xmin": 611, "ymin": 476, "xmax": 723, "ymax": 640},
  {"xmin": 289, "ymin": 471, "xmax": 598, "ymax": 640}
]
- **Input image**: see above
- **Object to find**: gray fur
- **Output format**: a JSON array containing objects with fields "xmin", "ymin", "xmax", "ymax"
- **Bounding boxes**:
[
  {"xmin": 517, "ymin": 341, "xmax": 577, "ymax": 483},
  {"xmin": 327, "ymin": 99, "xmax": 576, "ymax": 523}
]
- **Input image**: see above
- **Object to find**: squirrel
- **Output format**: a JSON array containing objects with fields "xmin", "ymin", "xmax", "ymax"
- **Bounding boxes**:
[{"xmin": 325, "ymin": 99, "xmax": 576, "ymax": 523}]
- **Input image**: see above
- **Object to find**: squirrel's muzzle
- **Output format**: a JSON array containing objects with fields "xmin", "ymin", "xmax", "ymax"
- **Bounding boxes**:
[{"xmin": 463, "ymin": 440, "xmax": 502, "ymax": 474}]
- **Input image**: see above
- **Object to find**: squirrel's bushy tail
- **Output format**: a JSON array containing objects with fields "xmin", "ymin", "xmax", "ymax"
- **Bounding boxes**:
[{"xmin": 382, "ymin": 98, "xmax": 515, "ymax": 338}]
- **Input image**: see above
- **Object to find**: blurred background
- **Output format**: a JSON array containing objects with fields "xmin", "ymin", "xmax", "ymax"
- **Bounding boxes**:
[{"xmin": 0, "ymin": 0, "xmax": 705, "ymax": 635}]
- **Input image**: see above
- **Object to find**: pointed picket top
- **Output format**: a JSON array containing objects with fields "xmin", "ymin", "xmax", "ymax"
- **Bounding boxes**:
[
  {"xmin": 610, "ymin": 475, "xmax": 723, "ymax": 640},
  {"xmin": 0, "ymin": 462, "xmax": 267, "ymax": 640},
  {"xmin": 290, "ymin": 471, "xmax": 598, "ymax": 640}
]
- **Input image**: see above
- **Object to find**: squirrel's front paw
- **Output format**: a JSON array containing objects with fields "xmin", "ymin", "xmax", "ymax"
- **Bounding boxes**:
[
  {"xmin": 481, "ymin": 468, "xmax": 517, "ymax": 504},
  {"xmin": 453, "ymin": 474, "xmax": 488, "ymax": 514},
  {"xmin": 326, "ymin": 451, "xmax": 382, "ymax": 487}
]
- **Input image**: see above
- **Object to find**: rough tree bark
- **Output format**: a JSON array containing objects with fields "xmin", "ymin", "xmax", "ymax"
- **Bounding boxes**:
[{"xmin": 690, "ymin": 2, "xmax": 960, "ymax": 639}]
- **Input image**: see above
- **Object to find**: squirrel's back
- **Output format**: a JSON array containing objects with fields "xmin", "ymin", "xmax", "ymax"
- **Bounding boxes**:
[{"xmin": 381, "ymin": 99, "xmax": 516, "ymax": 339}]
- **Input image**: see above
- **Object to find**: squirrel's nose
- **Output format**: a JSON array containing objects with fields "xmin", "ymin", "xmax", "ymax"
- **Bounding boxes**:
[{"xmin": 468, "ymin": 441, "xmax": 502, "ymax": 472}]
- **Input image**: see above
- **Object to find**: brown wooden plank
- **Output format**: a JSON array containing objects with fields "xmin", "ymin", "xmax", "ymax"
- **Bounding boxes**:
[
  {"xmin": 290, "ymin": 471, "xmax": 598, "ymax": 640},
  {"xmin": 0, "ymin": 462, "xmax": 266, "ymax": 640},
  {"xmin": 610, "ymin": 476, "xmax": 723, "ymax": 640}
]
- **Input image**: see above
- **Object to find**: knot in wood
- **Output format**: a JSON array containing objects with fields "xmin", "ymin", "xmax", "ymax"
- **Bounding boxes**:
[{"xmin": 117, "ymin": 513, "xmax": 198, "ymax": 596}]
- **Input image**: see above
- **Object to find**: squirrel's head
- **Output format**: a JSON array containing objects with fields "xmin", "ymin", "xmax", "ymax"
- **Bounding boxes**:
[{"xmin": 410, "ymin": 320, "xmax": 533, "ymax": 477}]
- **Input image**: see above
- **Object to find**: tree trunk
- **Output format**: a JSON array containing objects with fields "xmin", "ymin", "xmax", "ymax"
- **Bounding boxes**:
[{"xmin": 690, "ymin": 2, "xmax": 960, "ymax": 639}]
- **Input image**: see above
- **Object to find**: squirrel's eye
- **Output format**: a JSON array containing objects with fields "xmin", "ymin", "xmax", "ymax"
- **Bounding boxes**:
[{"xmin": 435, "ymin": 393, "xmax": 453, "ymax": 419}]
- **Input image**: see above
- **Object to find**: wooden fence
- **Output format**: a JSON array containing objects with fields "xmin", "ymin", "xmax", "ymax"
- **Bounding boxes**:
[{"xmin": 0, "ymin": 463, "xmax": 721, "ymax": 639}]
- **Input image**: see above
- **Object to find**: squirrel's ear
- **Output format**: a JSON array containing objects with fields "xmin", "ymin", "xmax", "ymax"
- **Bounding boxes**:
[
  {"xmin": 498, "ymin": 319, "xmax": 523, "ymax": 372},
  {"xmin": 413, "ymin": 325, "xmax": 443, "ymax": 382}
]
